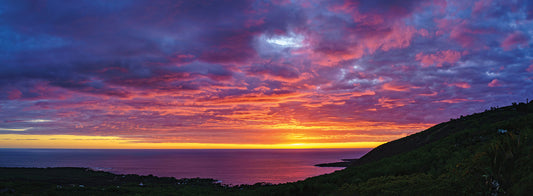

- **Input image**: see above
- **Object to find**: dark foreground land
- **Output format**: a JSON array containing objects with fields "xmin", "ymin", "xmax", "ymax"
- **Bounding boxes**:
[{"xmin": 2, "ymin": 101, "xmax": 533, "ymax": 195}]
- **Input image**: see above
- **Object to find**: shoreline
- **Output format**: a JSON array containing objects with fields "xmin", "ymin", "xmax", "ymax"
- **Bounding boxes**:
[{"xmin": 314, "ymin": 159, "xmax": 358, "ymax": 167}]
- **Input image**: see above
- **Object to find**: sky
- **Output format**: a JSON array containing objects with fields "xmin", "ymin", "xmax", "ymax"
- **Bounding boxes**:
[{"xmin": 1, "ymin": 0, "xmax": 532, "ymax": 149}]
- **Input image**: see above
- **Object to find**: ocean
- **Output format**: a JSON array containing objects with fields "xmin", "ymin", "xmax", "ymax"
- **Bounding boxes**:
[{"xmin": 0, "ymin": 148, "xmax": 370, "ymax": 185}]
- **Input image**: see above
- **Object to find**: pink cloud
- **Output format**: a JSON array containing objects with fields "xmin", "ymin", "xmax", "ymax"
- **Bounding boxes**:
[
  {"xmin": 168, "ymin": 54, "xmax": 196, "ymax": 65},
  {"xmin": 378, "ymin": 98, "xmax": 414, "ymax": 109},
  {"xmin": 244, "ymin": 17, "xmax": 265, "ymax": 28},
  {"xmin": 420, "ymin": 0, "xmax": 447, "ymax": 14},
  {"xmin": 450, "ymin": 28, "xmax": 491, "ymax": 48},
  {"xmin": 418, "ymin": 28, "xmax": 429, "ymax": 37},
  {"xmin": 501, "ymin": 31, "xmax": 529, "ymax": 51},
  {"xmin": 304, "ymin": 46, "xmax": 365, "ymax": 67},
  {"xmin": 98, "ymin": 67, "xmax": 129, "ymax": 73},
  {"xmin": 319, "ymin": 1, "xmax": 418, "ymax": 65},
  {"xmin": 436, "ymin": 18, "xmax": 493, "ymax": 48},
  {"xmin": 488, "ymin": 79, "xmax": 502, "ymax": 87},
  {"xmin": 419, "ymin": 92, "xmax": 438, "ymax": 96},
  {"xmin": 447, "ymin": 82, "xmax": 471, "ymax": 89},
  {"xmin": 305, "ymin": 21, "xmax": 417, "ymax": 66},
  {"xmin": 352, "ymin": 90, "xmax": 376, "ymax": 97},
  {"xmin": 327, "ymin": 1, "xmax": 359, "ymax": 16},
  {"xmin": 271, "ymin": 0, "xmax": 291, "ymax": 5},
  {"xmin": 382, "ymin": 82, "xmax": 412, "ymax": 92},
  {"xmin": 415, "ymin": 50, "xmax": 462, "ymax": 67},
  {"xmin": 8, "ymin": 89, "xmax": 22, "ymax": 100},
  {"xmin": 527, "ymin": 64, "xmax": 533, "ymax": 72},
  {"xmin": 473, "ymin": 0, "xmax": 492, "ymax": 14},
  {"xmin": 435, "ymin": 99, "xmax": 484, "ymax": 104},
  {"xmin": 377, "ymin": 24, "xmax": 417, "ymax": 52}
]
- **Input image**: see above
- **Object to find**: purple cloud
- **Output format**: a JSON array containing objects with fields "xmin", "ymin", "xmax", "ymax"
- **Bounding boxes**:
[{"xmin": 0, "ymin": 0, "xmax": 532, "ymax": 146}]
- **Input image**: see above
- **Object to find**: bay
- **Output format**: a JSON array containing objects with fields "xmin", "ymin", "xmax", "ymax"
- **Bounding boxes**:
[{"xmin": 0, "ymin": 148, "xmax": 370, "ymax": 185}]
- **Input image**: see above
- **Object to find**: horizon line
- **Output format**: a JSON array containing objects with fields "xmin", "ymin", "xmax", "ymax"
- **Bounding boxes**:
[{"xmin": 0, "ymin": 147, "xmax": 374, "ymax": 150}]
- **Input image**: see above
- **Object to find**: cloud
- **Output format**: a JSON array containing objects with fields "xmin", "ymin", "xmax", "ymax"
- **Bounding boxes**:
[
  {"xmin": 246, "ymin": 62, "xmax": 300, "ymax": 81},
  {"xmin": 488, "ymin": 79, "xmax": 502, "ymax": 87},
  {"xmin": 501, "ymin": 31, "xmax": 529, "ymax": 51},
  {"xmin": 0, "ymin": 0, "xmax": 532, "ymax": 147},
  {"xmin": 446, "ymin": 82, "xmax": 471, "ymax": 89},
  {"xmin": 415, "ymin": 50, "xmax": 462, "ymax": 67},
  {"xmin": 435, "ymin": 18, "xmax": 495, "ymax": 49},
  {"xmin": 434, "ymin": 99, "xmax": 483, "ymax": 104},
  {"xmin": 378, "ymin": 98, "xmax": 415, "ymax": 109},
  {"xmin": 382, "ymin": 82, "xmax": 412, "ymax": 92},
  {"xmin": 7, "ymin": 89, "xmax": 22, "ymax": 100}
]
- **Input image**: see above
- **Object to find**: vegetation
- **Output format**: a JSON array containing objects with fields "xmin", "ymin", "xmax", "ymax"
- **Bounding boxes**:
[{"xmin": 1, "ymin": 101, "xmax": 532, "ymax": 195}]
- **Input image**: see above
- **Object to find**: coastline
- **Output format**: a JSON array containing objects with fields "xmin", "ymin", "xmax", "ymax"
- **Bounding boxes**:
[
  {"xmin": 314, "ymin": 159, "xmax": 358, "ymax": 167},
  {"xmin": 0, "ymin": 148, "xmax": 364, "ymax": 185},
  {"xmin": 0, "ymin": 167, "xmax": 233, "ymax": 195}
]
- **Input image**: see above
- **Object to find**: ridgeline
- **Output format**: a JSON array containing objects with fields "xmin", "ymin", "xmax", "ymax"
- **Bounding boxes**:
[{"xmin": 1, "ymin": 101, "xmax": 532, "ymax": 195}]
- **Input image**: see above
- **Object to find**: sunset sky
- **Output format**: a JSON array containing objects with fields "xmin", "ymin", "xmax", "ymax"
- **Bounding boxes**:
[{"xmin": 1, "ymin": 0, "xmax": 532, "ymax": 149}]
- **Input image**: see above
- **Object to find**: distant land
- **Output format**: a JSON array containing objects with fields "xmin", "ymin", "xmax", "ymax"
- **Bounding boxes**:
[{"xmin": 1, "ymin": 101, "xmax": 532, "ymax": 195}]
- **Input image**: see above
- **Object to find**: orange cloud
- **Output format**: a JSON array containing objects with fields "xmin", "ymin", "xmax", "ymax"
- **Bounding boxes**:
[
  {"xmin": 382, "ymin": 82, "xmax": 412, "ymax": 92},
  {"xmin": 419, "ymin": 92, "xmax": 438, "ymax": 96},
  {"xmin": 378, "ymin": 98, "xmax": 414, "ymax": 109},
  {"xmin": 447, "ymin": 82, "xmax": 471, "ymax": 88}
]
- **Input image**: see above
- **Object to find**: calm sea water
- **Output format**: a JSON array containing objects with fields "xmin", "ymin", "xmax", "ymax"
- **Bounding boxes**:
[{"xmin": 0, "ymin": 148, "xmax": 370, "ymax": 185}]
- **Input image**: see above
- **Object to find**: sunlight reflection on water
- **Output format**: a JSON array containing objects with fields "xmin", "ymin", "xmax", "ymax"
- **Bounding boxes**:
[{"xmin": 0, "ymin": 148, "xmax": 370, "ymax": 185}]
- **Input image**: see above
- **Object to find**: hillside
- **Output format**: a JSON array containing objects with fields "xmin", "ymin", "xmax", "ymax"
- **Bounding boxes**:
[
  {"xmin": 272, "ymin": 101, "xmax": 533, "ymax": 195},
  {"xmin": 354, "ymin": 101, "xmax": 531, "ymax": 166},
  {"xmin": 1, "ymin": 101, "xmax": 532, "ymax": 195}
]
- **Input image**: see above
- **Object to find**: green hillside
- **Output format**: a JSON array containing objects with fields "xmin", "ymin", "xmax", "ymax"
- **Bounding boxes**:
[
  {"xmin": 259, "ymin": 101, "xmax": 533, "ymax": 195},
  {"xmin": 1, "ymin": 101, "xmax": 532, "ymax": 195}
]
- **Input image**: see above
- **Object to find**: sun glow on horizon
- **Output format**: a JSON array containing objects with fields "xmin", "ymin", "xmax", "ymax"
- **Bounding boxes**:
[
  {"xmin": 0, "ymin": 122, "xmax": 431, "ymax": 149},
  {"xmin": 0, "ymin": 134, "xmax": 384, "ymax": 149}
]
